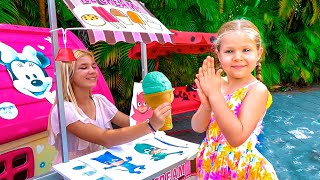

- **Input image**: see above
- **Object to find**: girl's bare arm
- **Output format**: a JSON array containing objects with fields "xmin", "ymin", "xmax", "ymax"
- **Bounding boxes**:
[
  {"xmin": 191, "ymin": 104, "xmax": 211, "ymax": 133},
  {"xmin": 208, "ymin": 83, "xmax": 268, "ymax": 147},
  {"xmin": 67, "ymin": 102, "xmax": 171, "ymax": 148}
]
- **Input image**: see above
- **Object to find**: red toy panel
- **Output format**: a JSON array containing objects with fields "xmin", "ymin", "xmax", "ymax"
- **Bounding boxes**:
[
  {"xmin": 172, "ymin": 85, "xmax": 200, "ymax": 115},
  {"xmin": 0, "ymin": 147, "xmax": 34, "ymax": 180}
]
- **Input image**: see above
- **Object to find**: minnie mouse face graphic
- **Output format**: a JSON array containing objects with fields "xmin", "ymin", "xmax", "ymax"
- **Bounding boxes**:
[{"xmin": 0, "ymin": 42, "xmax": 54, "ymax": 103}]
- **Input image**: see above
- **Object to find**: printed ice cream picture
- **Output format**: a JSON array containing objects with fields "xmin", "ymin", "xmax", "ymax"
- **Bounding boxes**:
[
  {"xmin": 92, "ymin": 6, "xmax": 126, "ymax": 29},
  {"xmin": 127, "ymin": 11, "xmax": 146, "ymax": 30},
  {"xmin": 141, "ymin": 14, "xmax": 163, "ymax": 31},
  {"xmin": 81, "ymin": 14, "xmax": 106, "ymax": 26},
  {"xmin": 142, "ymin": 71, "xmax": 174, "ymax": 131},
  {"xmin": 110, "ymin": 8, "xmax": 133, "ymax": 25}
]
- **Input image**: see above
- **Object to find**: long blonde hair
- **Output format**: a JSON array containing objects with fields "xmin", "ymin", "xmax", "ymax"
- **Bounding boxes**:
[
  {"xmin": 215, "ymin": 19, "xmax": 264, "ymax": 81},
  {"xmin": 47, "ymin": 49, "xmax": 95, "ymax": 131}
]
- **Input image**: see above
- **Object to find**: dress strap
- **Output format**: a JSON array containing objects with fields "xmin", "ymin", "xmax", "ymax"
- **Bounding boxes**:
[
  {"xmin": 245, "ymin": 80, "xmax": 260, "ymax": 88},
  {"xmin": 245, "ymin": 80, "xmax": 273, "ymax": 109},
  {"xmin": 238, "ymin": 80, "xmax": 260, "ymax": 102}
]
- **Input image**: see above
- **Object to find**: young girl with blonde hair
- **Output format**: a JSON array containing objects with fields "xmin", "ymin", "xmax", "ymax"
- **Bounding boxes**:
[
  {"xmin": 49, "ymin": 50, "xmax": 171, "ymax": 165},
  {"xmin": 192, "ymin": 19, "xmax": 278, "ymax": 179}
]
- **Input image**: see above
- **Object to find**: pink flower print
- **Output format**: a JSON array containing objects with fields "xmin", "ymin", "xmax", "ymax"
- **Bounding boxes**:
[
  {"xmin": 219, "ymin": 166, "xmax": 231, "ymax": 179},
  {"xmin": 212, "ymin": 133, "xmax": 225, "ymax": 144},
  {"xmin": 209, "ymin": 152, "xmax": 218, "ymax": 162},
  {"xmin": 234, "ymin": 103, "xmax": 241, "ymax": 116},
  {"xmin": 231, "ymin": 171, "xmax": 237, "ymax": 179},
  {"xmin": 245, "ymin": 165, "xmax": 252, "ymax": 178},
  {"xmin": 225, "ymin": 94, "xmax": 232, "ymax": 101},
  {"xmin": 209, "ymin": 172, "xmax": 221, "ymax": 180}
]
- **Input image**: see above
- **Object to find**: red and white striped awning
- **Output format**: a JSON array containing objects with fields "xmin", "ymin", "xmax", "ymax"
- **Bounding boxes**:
[{"xmin": 63, "ymin": 0, "xmax": 173, "ymax": 45}]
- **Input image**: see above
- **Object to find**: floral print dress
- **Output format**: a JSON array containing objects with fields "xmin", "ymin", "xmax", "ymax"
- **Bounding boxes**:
[{"xmin": 196, "ymin": 81, "xmax": 278, "ymax": 180}]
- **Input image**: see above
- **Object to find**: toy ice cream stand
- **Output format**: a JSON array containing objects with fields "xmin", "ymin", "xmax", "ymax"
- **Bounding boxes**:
[
  {"xmin": 0, "ymin": 23, "xmax": 98, "ymax": 179},
  {"xmin": 16, "ymin": 0, "xmax": 201, "ymax": 179}
]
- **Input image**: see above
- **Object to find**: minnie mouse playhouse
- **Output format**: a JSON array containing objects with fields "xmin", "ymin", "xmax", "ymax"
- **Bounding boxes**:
[{"xmin": 0, "ymin": 24, "xmax": 114, "ymax": 180}]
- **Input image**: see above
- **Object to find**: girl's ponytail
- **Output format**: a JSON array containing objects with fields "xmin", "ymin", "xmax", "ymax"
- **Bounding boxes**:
[{"xmin": 256, "ymin": 62, "xmax": 262, "ymax": 81}]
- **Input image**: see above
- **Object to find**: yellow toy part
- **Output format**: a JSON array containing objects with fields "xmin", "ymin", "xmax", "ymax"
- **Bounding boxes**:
[{"xmin": 0, "ymin": 131, "xmax": 56, "ymax": 179}]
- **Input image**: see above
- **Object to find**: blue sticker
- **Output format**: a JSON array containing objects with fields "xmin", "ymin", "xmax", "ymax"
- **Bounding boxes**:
[
  {"xmin": 96, "ymin": 177, "xmax": 109, "ymax": 180},
  {"xmin": 39, "ymin": 162, "xmax": 45, "ymax": 168},
  {"xmin": 72, "ymin": 165, "xmax": 86, "ymax": 170},
  {"xmin": 82, "ymin": 171, "xmax": 96, "ymax": 176}
]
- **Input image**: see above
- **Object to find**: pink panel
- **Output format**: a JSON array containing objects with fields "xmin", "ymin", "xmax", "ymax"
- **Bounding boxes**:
[{"xmin": 0, "ymin": 24, "xmax": 114, "ymax": 144}]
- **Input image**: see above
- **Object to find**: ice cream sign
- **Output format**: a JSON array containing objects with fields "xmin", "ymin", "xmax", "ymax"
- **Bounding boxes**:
[
  {"xmin": 142, "ymin": 71, "xmax": 174, "ymax": 131},
  {"xmin": 64, "ymin": 0, "xmax": 171, "ymax": 34}
]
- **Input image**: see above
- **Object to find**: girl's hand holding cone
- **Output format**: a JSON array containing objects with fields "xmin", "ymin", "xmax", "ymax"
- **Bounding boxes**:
[{"xmin": 149, "ymin": 102, "xmax": 172, "ymax": 130}]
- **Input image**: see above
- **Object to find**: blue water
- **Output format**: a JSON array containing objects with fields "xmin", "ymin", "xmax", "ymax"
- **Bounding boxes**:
[{"xmin": 258, "ymin": 90, "xmax": 320, "ymax": 179}]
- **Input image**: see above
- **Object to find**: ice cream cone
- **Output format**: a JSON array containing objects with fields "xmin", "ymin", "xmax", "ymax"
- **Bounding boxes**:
[{"xmin": 144, "ymin": 89, "xmax": 174, "ymax": 131}]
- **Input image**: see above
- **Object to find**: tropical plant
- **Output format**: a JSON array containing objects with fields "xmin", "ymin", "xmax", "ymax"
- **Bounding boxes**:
[
  {"xmin": 0, "ymin": 1, "xmax": 30, "ymax": 25},
  {"xmin": 157, "ymin": 54, "xmax": 205, "ymax": 87},
  {"xmin": 276, "ymin": 0, "xmax": 320, "ymax": 85}
]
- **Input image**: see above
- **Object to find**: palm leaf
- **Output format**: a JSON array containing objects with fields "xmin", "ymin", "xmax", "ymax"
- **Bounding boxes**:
[
  {"xmin": 261, "ymin": 62, "xmax": 281, "ymax": 88},
  {"xmin": 279, "ymin": 0, "xmax": 301, "ymax": 19},
  {"xmin": 195, "ymin": 0, "xmax": 219, "ymax": 21},
  {"xmin": 18, "ymin": 0, "xmax": 39, "ymax": 18},
  {"xmin": 0, "ymin": 0, "xmax": 21, "ymax": 24},
  {"xmin": 309, "ymin": 0, "xmax": 320, "ymax": 25}
]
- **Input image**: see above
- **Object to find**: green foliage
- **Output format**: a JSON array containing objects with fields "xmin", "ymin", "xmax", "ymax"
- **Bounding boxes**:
[
  {"xmin": 0, "ymin": 1, "xmax": 25, "ymax": 25},
  {"xmin": 157, "ymin": 54, "xmax": 205, "ymax": 87},
  {"xmin": 55, "ymin": 0, "xmax": 82, "ymax": 28},
  {"xmin": 261, "ymin": 62, "xmax": 281, "ymax": 88}
]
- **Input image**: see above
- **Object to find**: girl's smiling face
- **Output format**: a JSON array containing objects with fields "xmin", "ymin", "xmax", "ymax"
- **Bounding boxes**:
[
  {"xmin": 71, "ymin": 55, "xmax": 98, "ymax": 89},
  {"xmin": 216, "ymin": 31, "xmax": 263, "ymax": 79}
]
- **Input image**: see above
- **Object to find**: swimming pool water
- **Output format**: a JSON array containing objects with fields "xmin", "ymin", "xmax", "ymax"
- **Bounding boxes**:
[{"xmin": 258, "ymin": 91, "xmax": 320, "ymax": 180}]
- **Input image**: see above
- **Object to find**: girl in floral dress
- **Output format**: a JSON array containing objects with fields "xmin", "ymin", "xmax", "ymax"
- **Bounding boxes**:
[{"xmin": 191, "ymin": 19, "xmax": 278, "ymax": 179}]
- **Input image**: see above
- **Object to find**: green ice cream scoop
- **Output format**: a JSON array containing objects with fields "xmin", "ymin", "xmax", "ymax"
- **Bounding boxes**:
[{"xmin": 142, "ymin": 71, "xmax": 173, "ymax": 94}]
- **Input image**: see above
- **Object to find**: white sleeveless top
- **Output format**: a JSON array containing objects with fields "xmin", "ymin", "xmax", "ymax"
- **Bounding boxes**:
[{"xmin": 48, "ymin": 94, "xmax": 118, "ymax": 164}]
